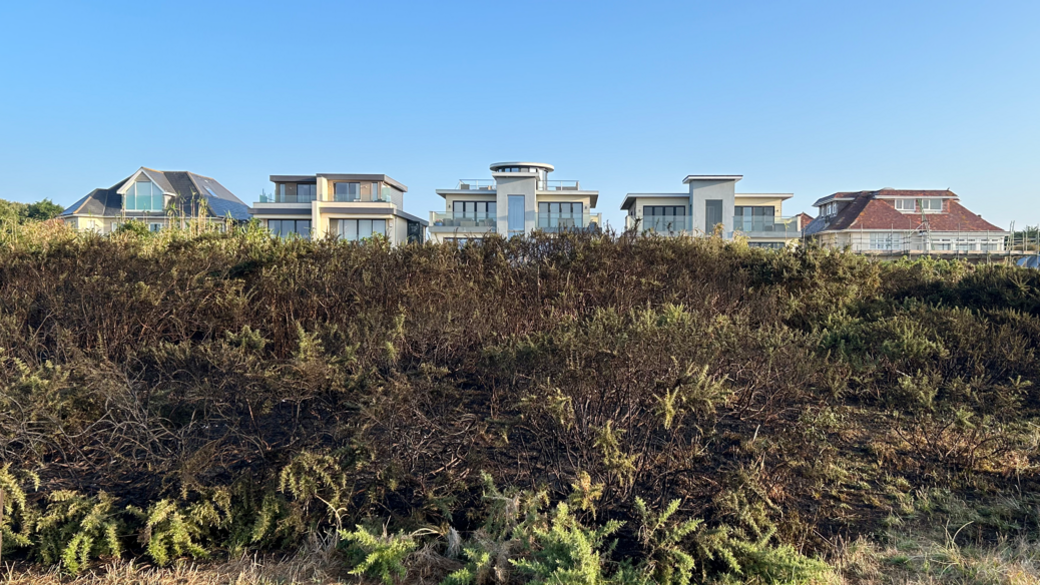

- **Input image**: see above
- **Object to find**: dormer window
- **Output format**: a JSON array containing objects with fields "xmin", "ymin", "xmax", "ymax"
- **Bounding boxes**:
[
  {"xmin": 124, "ymin": 179, "xmax": 165, "ymax": 211},
  {"xmin": 894, "ymin": 198, "xmax": 943, "ymax": 213},
  {"xmin": 821, "ymin": 202, "xmax": 840, "ymax": 217}
]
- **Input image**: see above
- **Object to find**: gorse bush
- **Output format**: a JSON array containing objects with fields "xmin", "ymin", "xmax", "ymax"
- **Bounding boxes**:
[
  {"xmin": 34, "ymin": 490, "xmax": 122, "ymax": 575},
  {"xmin": 0, "ymin": 224, "xmax": 1037, "ymax": 581}
]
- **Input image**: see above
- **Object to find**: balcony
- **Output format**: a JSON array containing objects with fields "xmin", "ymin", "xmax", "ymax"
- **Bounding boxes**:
[
  {"xmin": 540, "ymin": 180, "xmax": 581, "ymax": 191},
  {"xmin": 536, "ymin": 212, "xmax": 601, "ymax": 233},
  {"xmin": 733, "ymin": 216, "xmax": 801, "ymax": 238},
  {"xmin": 257, "ymin": 193, "xmax": 314, "ymax": 204},
  {"xmin": 429, "ymin": 211, "xmax": 498, "ymax": 232},
  {"xmin": 626, "ymin": 215, "xmax": 693, "ymax": 233},
  {"xmin": 455, "ymin": 179, "xmax": 496, "ymax": 191},
  {"xmin": 328, "ymin": 191, "xmax": 392, "ymax": 203},
  {"xmin": 258, "ymin": 192, "xmax": 391, "ymax": 204}
]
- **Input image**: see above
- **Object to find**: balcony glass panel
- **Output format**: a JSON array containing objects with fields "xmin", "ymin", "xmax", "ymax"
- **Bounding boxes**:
[{"xmin": 430, "ymin": 211, "xmax": 498, "ymax": 229}]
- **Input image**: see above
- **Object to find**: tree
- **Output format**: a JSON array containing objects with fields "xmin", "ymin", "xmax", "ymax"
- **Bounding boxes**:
[
  {"xmin": 21, "ymin": 199, "xmax": 65, "ymax": 222},
  {"xmin": 0, "ymin": 199, "xmax": 26, "ymax": 224}
]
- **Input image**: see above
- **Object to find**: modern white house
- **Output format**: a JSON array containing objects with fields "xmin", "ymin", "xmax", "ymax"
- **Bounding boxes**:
[
  {"xmin": 621, "ymin": 175, "xmax": 805, "ymax": 248},
  {"xmin": 804, "ymin": 189, "xmax": 1008, "ymax": 253},
  {"xmin": 61, "ymin": 167, "xmax": 250, "ymax": 233},
  {"xmin": 428, "ymin": 162, "xmax": 600, "ymax": 244},
  {"xmin": 251, "ymin": 173, "xmax": 427, "ymax": 244}
]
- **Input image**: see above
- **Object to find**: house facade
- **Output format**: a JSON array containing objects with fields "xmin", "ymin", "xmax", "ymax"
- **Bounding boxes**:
[
  {"xmin": 251, "ymin": 173, "xmax": 427, "ymax": 244},
  {"xmin": 804, "ymin": 189, "xmax": 1007, "ymax": 253},
  {"xmin": 61, "ymin": 167, "xmax": 250, "ymax": 232},
  {"xmin": 428, "ymin": 162, "xmax": 600, "ymax": 244},
  {"xmin": 622, "ymin": 175, "xmax": 804, "ymax": 248}
]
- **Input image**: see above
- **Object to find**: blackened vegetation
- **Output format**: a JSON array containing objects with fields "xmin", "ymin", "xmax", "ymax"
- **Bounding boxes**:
[{"xmin": 0, "ymin": 230, "xmax": 1038, "ymax": 573}]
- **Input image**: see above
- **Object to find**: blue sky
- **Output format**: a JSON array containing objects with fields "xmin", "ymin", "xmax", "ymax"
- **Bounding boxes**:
[{"xmin": 1, "ymin": 0, "xmax": 1037, "ymax": 230}]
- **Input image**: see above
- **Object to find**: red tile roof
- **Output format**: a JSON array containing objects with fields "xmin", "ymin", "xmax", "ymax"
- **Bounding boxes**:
[
  {"xmin": 794, "ymin": 212, "xmax": 814, "ymax": 229},
  {"xmin": 804, "ymin": 189, "xmax": 1004, "ymax": 235}
]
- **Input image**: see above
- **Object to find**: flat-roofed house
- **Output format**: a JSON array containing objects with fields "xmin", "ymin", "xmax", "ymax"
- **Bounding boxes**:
[
  {"xmin": 252, "ymin": 173, "xmax": 427, "ymax": 245},
  {"xmin": 428, "ymin": 162, "xmax": 600, "ymax": 244},
  {"xmin": 622, "ymin": 174, "xmax": 803, "ymax": 248}
]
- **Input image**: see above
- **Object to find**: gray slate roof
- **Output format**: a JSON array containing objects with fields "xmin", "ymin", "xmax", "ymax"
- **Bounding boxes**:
[{"xmin": 62, "ymin": 168, "xmax": 250, "ymax": 221}]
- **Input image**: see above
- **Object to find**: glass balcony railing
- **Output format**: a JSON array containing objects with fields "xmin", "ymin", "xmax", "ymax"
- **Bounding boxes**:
[
  {"xmin": 330, "ymin": 191, "xmax": 392, "ymax": 203},
  {"xmin": 625, "ymin": 215, "xmax": 801, "ymax": 238},
  {"xmin": 626, "ymin": 215, "xmax": 694, "ymax": 233},
  {"xmin": 258, "ymin": 193, "xmax": 315, "ymax": 204},
  {"xmin": 536, "ymin": 212, "xmax": 601, "ymax": 232},
  {"xmin": 733, "ymin": 216, "xmax": 801, "ymax": 237},
  {"xmin": 455, "ymin": 180, "xmax": 496, "ymax": 191},
  {"xmin": 257, "ymin": 192, "xmax": 392, "ymax": 204},
  {"xmin": 430, "ymin": 212, "xmax": 498, "ymax": 230},
  {"xmin": 540, "ymin": 180, "xmax": 581, "ymax": 191}
]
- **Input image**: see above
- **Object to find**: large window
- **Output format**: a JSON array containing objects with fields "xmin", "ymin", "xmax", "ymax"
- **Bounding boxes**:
[
  {"xmin": 508, "ymin": 195, "xmax": 525, "ymax": 234},
  {"xmin": 297, "ymin": 184, "xmax": 316, "ymax": 202},
  {"xmin": 453, "ymin": 201, "xmax": 496, "ymax": 224},
  {"xmin": 334, "ymin": 218, "xmax": 387, "ymax": 241},
  {"xmin": 267, "ymin": 219, "xmax": 312, "ymax": 239},
  {"xmin": 642, "ymin": 206, "xmax": 687, "ymax": 231},
  {"xmin": 334, "ymin": 182, "xmax": 359, "ymax": 202},
  {"xmin": 124, "ymin": 179, "xmax": 165, "ymax": 211},
  {"xmin": 735, "ymin": 206, "xmax": 775, "ymax": 217},
  {"xmin": 735, "ymin": 206, "xmax": 776, "ymax": 232},
  {"xmin": 869, "ymin": 233, "xmax": 897, "ymax": 250},
  {"xmin": 705, "ymin": 200, "xmax": 723, "ymax": 232},
  {"xmin": 407, "ymin": 220, "xmax": 424, "ymax": 244},
  {"xmin": 276, "ymin": 183, "xmax": 317, "ymax": 203},
  {"xmin": 538, "ymin": 202, "xmax": 583, "ymax": 229}
]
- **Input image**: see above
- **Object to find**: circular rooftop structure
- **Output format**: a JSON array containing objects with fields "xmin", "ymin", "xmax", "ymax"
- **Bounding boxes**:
[{"xmin": 490, "ymin": 162, "xmax": 554, "ymax": 173}]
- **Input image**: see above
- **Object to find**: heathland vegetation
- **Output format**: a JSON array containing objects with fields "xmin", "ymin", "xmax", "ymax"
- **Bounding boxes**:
[{"xmin": 0, "ymin": 218, "xmax": 1038, "ymax": 584}]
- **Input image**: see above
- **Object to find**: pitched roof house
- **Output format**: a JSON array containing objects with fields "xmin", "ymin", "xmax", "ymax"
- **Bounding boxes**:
[
  {"xmin": 61, "ymin": 167, "xmax": 250, "ymax": 233},
  {"xmin": 804, "ymin": 189, "xmax": 1007, "ymax": 253}
]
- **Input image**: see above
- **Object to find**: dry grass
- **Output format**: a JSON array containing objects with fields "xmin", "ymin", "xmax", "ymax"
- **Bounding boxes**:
[
  {"xmin": 0, "ymin": 529, "xmax": 351, "ymax": 585},
  {"xmin": 832, "ymin": 526, "xmax": 1040, "ymax": 585},
  {"xmin": 2, "ymin": 558, "xmax": 342, "ymax": 584},
  {"xmin": 2, "ymin": 545, "xmax": 349, "ymax": 584}
]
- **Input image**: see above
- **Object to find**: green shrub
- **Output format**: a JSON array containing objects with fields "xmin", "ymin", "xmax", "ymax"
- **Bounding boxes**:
[
  {"xmin": 128, "ymin": 499, "xmax": 207, "ymax": 566},
  {"xmin": 341, "ymin": 524, "xmax": 422, "ymax": 585},
  {"xmin": 34, "ymin": 490, "xmax": 122, "ymax": 575},
  {"xmin": 511, "ymin": 502, "xmax": 624, "ymax": 585}
]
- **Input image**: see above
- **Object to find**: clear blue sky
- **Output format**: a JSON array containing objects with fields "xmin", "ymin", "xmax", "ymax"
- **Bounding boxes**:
[{"xmin": 2, "ymin": 0, "xmax": 1038, "ymax": 230}]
